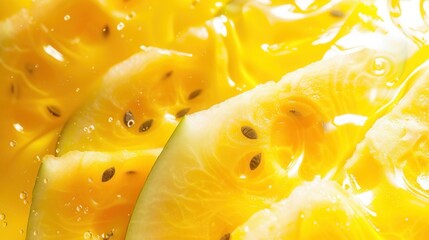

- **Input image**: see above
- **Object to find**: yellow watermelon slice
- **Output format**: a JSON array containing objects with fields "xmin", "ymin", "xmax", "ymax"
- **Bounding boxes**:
[{"xmin": 126, "ymin": 48, "xmax": 408, "ymax": 239}]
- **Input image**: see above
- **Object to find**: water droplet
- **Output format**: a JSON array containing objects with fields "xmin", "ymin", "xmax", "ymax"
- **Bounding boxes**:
[
  {"xmin": 300, "ymin": 213, "xmax": 305, "ymax": 219},
  {"xmin": 23, "ymin": 200, "xmax": 28, "ymax": 205},
  {"xmin": 55, "ymin": 148, "xmax": 60, "ymax": 154},
  {"xmin": 84, "ymin": 231, "xmax": 92, "ymax": 239},
  {"xmin": 117, "ymin": 22, "xmax": 125, "ymax": 31},
  {"xmin": 0, "ymin": 213, "xmax": 5, "ymax": 220},
  {"xmin": 13, "ymin": 123, "xmax": 24, "ymax": 133},
  {"xmin": 108, "ymin": 117, "xmax": 113, "ymax": 123},
  {"xmin": 9, "ymin": 140, "xmax": 16, "ymax": 147},
  {"xmin": 19, "ymin": 191, "xmax": 28, "ymax": 200},
  {"xmin": 2, "ymin": 221, "xmax": 7, "ymax": 227},
  {"xmin": 75, "ymin": 88, "xmax": 80, "ymax": 93},
  {"xmin": 370, "ymin": 57, "xmax": 388, "ymax": 76},
  {"xmin": 88, "ymin": 177, "xmax": 94, "ymax": 183},
  {"xmin": 35, "ymin": 155, "xmax": 41, "ymax": 162},
  {"xmin": 76, "ymin": 205, "xmax": 83, "ymax": 212},
  {"xmin": 20, "ymin": 229, "xmax": 24, "ymax": 235},
  {"xmin": 63, "ymin": 14, "xmax": 71, "ymax": 21},
  {"xmin": 43, "ymin": 178, "xmax": 49, "ymax": 184},
  {"xmin": 83, "ymin": 125, "xmax": 95, "ymax": 134},
  {"xmin": 33, "ymin": 230, "xmax": 38, "ymax": 236},
  {"xmin": 101, "ymin": 231, "xmax": 113, "ymax": 239}
]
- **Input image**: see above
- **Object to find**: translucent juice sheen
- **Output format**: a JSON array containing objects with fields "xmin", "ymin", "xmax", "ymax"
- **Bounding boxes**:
[{"xmin": 2, "ymin": 0, "xmax": 429, "ymax": 239}]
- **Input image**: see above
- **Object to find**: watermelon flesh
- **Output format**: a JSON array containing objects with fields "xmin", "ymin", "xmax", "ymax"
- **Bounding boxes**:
[
  {"xmin": 126, "ymin": 48, "xmax": 411, "ymax": 239},
  {"xmin": 27, "ymin": 149, "xmax": 160, "ymax": 239}
]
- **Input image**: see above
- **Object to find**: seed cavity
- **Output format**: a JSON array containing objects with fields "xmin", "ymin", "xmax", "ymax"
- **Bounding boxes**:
[
  {"xmin": 102, "ymin": 25, "xmax": 110, "ymax": 37},
  {"xmin": 126, "ymin": 170, "xmax": 137, "ymax": 175},
  {"xmin": 330, "ymin": 9, "xmax": 344, "ymax": 18},
  {"xmin": 47, "ymin": 105, "xmax": 61, "ymax": 117},
  {"xmin": 241, "ymin": 126, "xmax": 257, "ymax": 139},
  {"xmin": 102, "ymin": 167, "xmax": 115, "ymax": 182},
  {"xmin": 188, "ymin": 89, "xmax": 202, "ymax": 100},
  {"xmin": 220, "ymin": 233, "xmax": 230, "ymax": 240},
  {"xmin": 123, "ymin": 111, "xmax": 135, "ymax": 128},
  {"xmin": 249, "ymin": 153, "xmax": 262, "ymax": 170},
  {"xmin": 139, "ymin": 119, "xmax": 153, "ymax": 132},
  {"xmin": 176, "ymin": 108, "xmax": 190, "ymax": 118}
]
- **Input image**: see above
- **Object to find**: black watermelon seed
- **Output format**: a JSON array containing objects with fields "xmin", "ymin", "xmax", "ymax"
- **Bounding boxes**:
[
  {"xmin": 220, "ymin": 233, "xmax": 230, "ymax": 240},
  {"xmin": 139, "ymin": 119, "xmax": 153, "ymax": 132},
  {"xmin": 47, "ymin": 105, "xmax": 61, "ymax": 117},
  {"xmin": 289, "ymin": 109, "xmax": 301, "ymax": 116},
  {"xmin": 176, "ymin": 108, "xmax": 190, "ymax": 118},
  {"xmin": 123, "ymin": 111, "xmax": 135, "ymax": 128},
  {"xmin": 188, "ymin": 89, "xmax": 202, "ymax": 100},
  {"xmin": 249, "ymin": 153, "xmax": 262, "ymax": 170},
  {"xmin": 330, "ymin": 9, "xmax": 344, "ymax": 18},
  {"xmin": 102, "ymin": 25, "xmax": 110, "ymax": 37},
  {"xmin": 25, "ymin": 63, "xmax": 35, "ymax": 74},
  {"xmin": 10, "ymin": 83, "xmax": 16, "ymax": 95},
  {"xmin": 191, "ymin": 0, "xmax": 199, "ymax": 7},
  {"xmin": 241, "ymin": 126, "xmax": 257, "ymax": 139},
  {"xmin": 102, "ymin": 167, "xmax": 115, "ymax": 182},
  {"xmin": 163, "ymin": 70, "xmax": 174, "ymax": 80}
]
